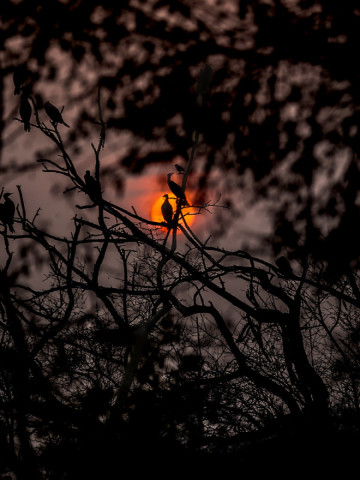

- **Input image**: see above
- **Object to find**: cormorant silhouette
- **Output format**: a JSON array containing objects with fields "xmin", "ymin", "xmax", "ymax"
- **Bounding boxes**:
[
  {"xmin": 44, "ymin": 101, "xmax": 70, "ymax": 127},
  {"xmin": 161, "ymin": 194, "xmax": 173, "ymax": 225},
  {"xmin": 275, "ymin": 256, "xmax": 293, "ymax": 277},
  {"xmin": 84, "ymin": 170, "xmax": 101, "ymax": 203},
  {"xmin": 20, "ymin": 95, "xmax": 32, "ymax": 132},
  {"xmin": 0, "ymin": 193, "xmax": 15, "ymax": 232},
  {"xmin": 175, "ymin": 164, "xmax": 184, "ymax": 174},
  {"xmin": 13, "ymin": 67, "xmax": 27, "ymax": 95},
  {"xmin": 167, "ymin": 173, "xmax": 189, "ymax": 206}
]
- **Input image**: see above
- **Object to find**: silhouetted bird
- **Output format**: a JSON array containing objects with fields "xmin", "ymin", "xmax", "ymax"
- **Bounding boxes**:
[
  {"xmin": 84, "ymin": 170, "xmax": 101, "ymax": 203},
  {"xmin": 275, "ymin": 256, "xmax": 293, "ymax": 277},
  {"xmin": 20, "ymin": 95, "xmax": 32, "ymax": 132},
  {"xmin": 161, "ymin": 194, "xmax": 173, "ymax": 225},
  {"xmin": 175, "ymin": 164, "xmax": 185, "ymax": 174},
  {"xmin": 167, "ymin": 173, "xmax": 189, "ymax": 206},
  {"xmin": 0, "ymin": 193, "xmax": 15, "ymax": 232},
  {"xmin": 44, "ymin": 101, "xmax": 70, "ymax": 127},
  {"xmin": 13, "ymin": 67, "xmax": 27, "ymax": 95}
]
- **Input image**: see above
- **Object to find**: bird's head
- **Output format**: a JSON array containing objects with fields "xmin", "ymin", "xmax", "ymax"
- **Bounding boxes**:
[
  {"xmin": 4, "ymin": 193, "xmax": 12, "ymax": 199},
  {"xmin": 162, "ymin": 194, "xmax": 169, "ymax": 199},
  {"xmin": 167, "ymin": 173, "xmax": 173, "ymax": 181},
  {"xmin": 85, "ymin": 170, "xmax": 90, "ymax": 176}
]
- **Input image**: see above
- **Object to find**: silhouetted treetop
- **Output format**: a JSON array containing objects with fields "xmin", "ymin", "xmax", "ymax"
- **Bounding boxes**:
[
  {"xmin": 2, "ymin": 0, "xmax": 360, "ymax": 272},
  {"xmin": 1, "ymin": 17, "xmax": 360, "ymax": 476}
]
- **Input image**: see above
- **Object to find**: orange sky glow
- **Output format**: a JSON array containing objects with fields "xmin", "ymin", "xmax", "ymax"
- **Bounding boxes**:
[{"xmin": 151, "ymin": 191, "xmax": 196, "ymax": 233}]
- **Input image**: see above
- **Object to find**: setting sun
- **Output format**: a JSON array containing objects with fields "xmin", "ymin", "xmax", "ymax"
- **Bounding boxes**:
[{"xmin": 151, "ymin": 192, "xmax": 196, "ymax": 232}]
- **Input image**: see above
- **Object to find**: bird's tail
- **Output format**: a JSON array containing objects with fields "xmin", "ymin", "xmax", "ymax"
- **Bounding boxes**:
[
  {"xmin": 63, "ymin": 121, "xmax": 70, "ymax": 128},
  {"xmin": 8, "ymin": 224, "xmax": 15, "ymax": 233}
]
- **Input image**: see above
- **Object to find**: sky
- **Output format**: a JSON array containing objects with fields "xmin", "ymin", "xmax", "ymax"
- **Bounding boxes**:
[
  {"xmin": 0, "ymin": 0, "xmax": 292, "ymax": 266},
  {"xmin": 1, "ymin": 95, "xmax": 270, "ymax": 258},
  {"xmin": 1, "ymin": 3, "xmax": 359, "ymax": 472}
]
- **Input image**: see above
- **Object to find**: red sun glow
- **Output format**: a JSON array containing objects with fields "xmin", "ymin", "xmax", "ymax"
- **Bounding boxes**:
[{"xmin": 151, "ymin": 192, "xmax": 196, "ymax": 232}]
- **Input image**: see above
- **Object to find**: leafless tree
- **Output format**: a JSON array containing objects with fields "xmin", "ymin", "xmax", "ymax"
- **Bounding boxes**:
[{"xmin": 0, "ymin": 73, "xmax": 359, "ymax": 478}]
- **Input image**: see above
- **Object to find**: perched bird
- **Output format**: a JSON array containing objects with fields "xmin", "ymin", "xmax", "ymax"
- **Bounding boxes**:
[
  {"xmin": 0, "ymin": 193, "xmax": 15, "ymax": 232},
  {"xmin": 167, "ymin": 173, "xmax": 189, "ymax": 206},
  {"xmin": 275, "ymin": 256, "xmax": 293, "ymax": 277},
  {"xmin": 44, "ymin": 101, "xmax": 70, "ymax": 127},
  {"xmin": 175, "ymin": 164, "xmax": 185, "ymax": 174},
  {"xmin": 84, "ymin": 170, "xmax": 101, "ymax": 203},
  {"xmin": 20, "ymin": 95, "xmax": 32, "ymax": 132},
  {"xmin": 161, "ymin": 194, "xmax": 173, "ymax": 225},
  {"xmin": 13, "ymin": 66, "xmax": 27, "ymax": 95}
]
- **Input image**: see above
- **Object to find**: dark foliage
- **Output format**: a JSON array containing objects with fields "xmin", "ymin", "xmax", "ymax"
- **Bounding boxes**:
[
  {"xmin": 2, "ymin": 1, "xmax": 360, "ymax": 273},
  {"xmin": 1, "ymin": 1, "xmax": 360, "ymax": 478}
]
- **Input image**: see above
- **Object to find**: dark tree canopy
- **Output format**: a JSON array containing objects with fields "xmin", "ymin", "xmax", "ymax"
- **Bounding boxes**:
[
  {"xmin": 1, "ymin": 0, "xmax": 360, "ymax": 274},
  {"xmin": 0, "ymin": 4, "xmax": 360, "ymax": 477}
]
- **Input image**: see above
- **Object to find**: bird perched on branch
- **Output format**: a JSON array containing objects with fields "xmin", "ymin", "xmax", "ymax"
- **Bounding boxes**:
[
  {"xmin": 84, "ymin": 170, "xmax": 101, "ymax": 203},
  {"xmin": 13, "ymin": 66, "xmax": 27, "ymax": 95},
  {"xmin": 275, "ymin": 256, "xmax": 293, "ymax": 277},
  {"xmin": 44, "ymin": 101, "xmax": 70, "ymax": 127},
  {"xmin": 161, "ymin": 194, "xmax": 173, "ymax": 226},
  {"xmin": 0, "ymin": 193, "xmax": 15, "ymax": 232},
  {"xmin": 175, "ymin": 164, "xmax": 185, "ymax": 174},
  {"xmin": 167, "ymin": 173, "xmax": 189, "ymax": 206},
  {"xmin": 20, "ymin": 95, "xmax": 32, "ymax": 132}
]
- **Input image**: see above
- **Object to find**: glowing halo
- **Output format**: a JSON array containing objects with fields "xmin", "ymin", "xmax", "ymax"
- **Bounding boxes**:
[{"xmin": 151, "ymin": 192, "xmax": 196, "ymax": 233}]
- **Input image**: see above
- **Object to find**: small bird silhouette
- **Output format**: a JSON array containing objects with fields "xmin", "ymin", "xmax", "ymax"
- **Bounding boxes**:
[
  {"xmin": 0, "ymin": 193, "xmax": 15, "ymax": 232},
  {"xmin": 161, "ymin": 194, "xmax": 173, "ymax": 225},
  {"xmin": 275, "ymin": 256, "xmax": 293, "ymax": 277},
  {"xmin": 13, "ymin": 66, "xmax": 27, "ymax": 95},
  {"xmin": 20, "ymin": 95, "xmax": 32, "ymax": 132},
  {"xmin": 167, "ymin": 173, "xmax": 189, "ymax": 206},
  {"xmin": 44, "ymin": 101, "xmax": 70, "ymax": 127},
  {"xmin": 84, "ymin": 170, "xmax": 101, "ymax": 203},
  {"xmin": 175, "ymin": 164, "xmax": 185, "ymax": 174}
]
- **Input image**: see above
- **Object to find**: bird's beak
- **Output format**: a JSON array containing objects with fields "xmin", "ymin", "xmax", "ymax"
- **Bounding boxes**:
[{"xmin": 8, "ymin": 193, "xmax": 13, "ymax": 196}]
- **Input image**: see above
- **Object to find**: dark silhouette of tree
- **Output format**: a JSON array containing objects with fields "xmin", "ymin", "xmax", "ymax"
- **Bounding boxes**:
[
  {"xmin": 2, "ymin": 0, "xmax": 360, "ymax": 278},
  {"xmin": 0, "ymin": 70, "xmax": 359, "ymax": 479}
]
